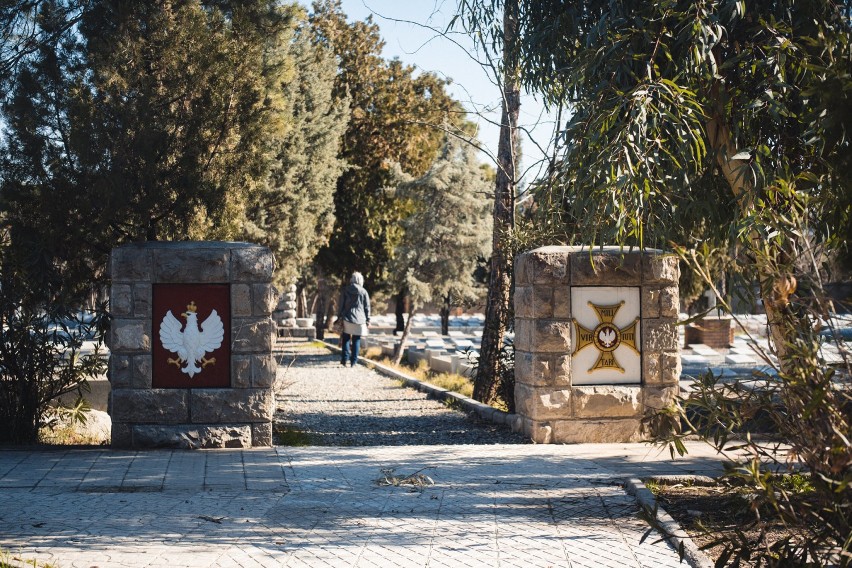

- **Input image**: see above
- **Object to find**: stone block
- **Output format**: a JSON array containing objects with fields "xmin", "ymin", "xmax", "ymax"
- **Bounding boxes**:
[
  {"xmin": 514, "ymin": 287, "xmax": 533, "ymax": 318},
  {"xmin": 551, "ymin": 355, "xmax": 572, "ymax": 386},
  {"xmin": 661, "ymin": 351, "xmax": 681, "ymax": 384},
  {"xmin": 154, "ymin": 248, "xmax": 229, "ymax": 283},
  {"xmin": 514, "ymin": 383, "xmax": 572, "ymax": 421},
  {"xmin": 252, "ymin": 422, "xmax": 273, "ymax": 447},
  {"xmin": 232, "ymin": 317, "xmax": 275, "ymax": 353},
  {"xmin": 552, "ymin": 288, "xmax": 571, "ymax": 319},
  {"xmin": 509, "ymin": 414, "xmax": 524, "ymax": 432},
  {"xmin": 642, "ymin": 352, "xmax": 662, "ymax": 384},
  {"xmin": 551, "ymin": 418, "xmax": 644, "ymax": 443},
  {"xmin": 643, "ymin": 386, "xmax": 679, "ymax": 413},
  {"xmin": 515, "ymin": 351, "xmax": 571, "ymax": 387},
  {"xmin": 513, "ymin": 318, "xmax": 533, "ymax": 351},
  {"xmin": 231, "ymin": 247, "xmax": 275, "ymax": 281},
  {"xmin": 573, "ymin": 385, "xmax": 641, "ymax": 418},
  {"xmin": 642, "ymin": 254, "xmax": 679, "ymax": 284},
  {"xmin": 531, "ymin": 320, "xmax": 572, "ymax": 353},
  {"xmin": 643, "ymin": 319, "xmax": 678, "ymax": 352},
  {"xmin": 251, "ymin": 355, "xmax": 277, "ymax": 388},
  {"xmin": 111, "ymin": 247, "xmax": 152, "ymax": 282},
  {"xmin": 133, "ymin": 424, "xmax": 252, "ymax": 449},
  {"xmin": 660, "ymin": 287, "xmax": 679, "ymax": 317},
  {"xmin": 642, "ymin": 288, "xmax": 661, "ymax": 319},
  {"xmin": 517, "ymin": 247, "xmax": 569, "ymax": 286},
  {"xmin": 133, "ymin": 284, "xmax": 151, "ymax": 318},
  {"xmin": 111, "ymin": 285, "xmax": 132, "ymax": 316},
  {"xmin": 112, "ymin": 320, "xmax": 151, "ymax": 353},
  {"xmin": 532, "ymin": 287, "xmax": 554, "ymax": 318},
  {"xmin": 190, "ymin": 389, "xmax": 274, "ymax": 423},
  {"xmin": 571, "ymin": 251, "xmax": 642, "ymax": 286},
  {"xmin": 110, "ymin": 422, "xmax": 133, "ymax": 448},
  {"xmin": 514, "ymin": 350, "xmax": 547, "ymax": 386},
  {"xmin": 253, "ymin": 283, "xmax": 278, "ymax": 316},
  {"xmin": 231, "ymin": 355, "xmax": 252, "ymax": 388},
  {"xmin": 521, "ymin": 417, "xmax": 553, "ymax": 444},
  {"xmin": 232, "ymin": 284, "xmax": 252, "ymax": 317},
  {"xmin": 131, "ymin": 355, "xmax": 152, "ymax": 389},
  {"xmin": 111, "ymin": 389, "xmax": 188, "ymax": 423},
  {"xmin": 109, "ymin": 355, "xmax": 131, "ymax": 388}
]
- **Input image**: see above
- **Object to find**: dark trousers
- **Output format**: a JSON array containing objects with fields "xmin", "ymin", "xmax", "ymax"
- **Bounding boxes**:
[{"xmin": 341, "ymin": 332, "xmax": 361, "ymax": 364}]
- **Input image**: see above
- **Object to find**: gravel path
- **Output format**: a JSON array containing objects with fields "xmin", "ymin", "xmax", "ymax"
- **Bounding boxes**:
[{"xmin": 273, "ymin": 339, "xmax": 528, "ymax": 446}]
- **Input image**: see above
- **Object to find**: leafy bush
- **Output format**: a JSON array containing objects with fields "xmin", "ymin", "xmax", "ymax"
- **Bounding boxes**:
[
  {"xmin": 0, "ymin": 299, "xmax": 106, "ymax": 445},
  {"xmin": 647, "ymin": 183, "xmax": 851, "ymax": 566}
]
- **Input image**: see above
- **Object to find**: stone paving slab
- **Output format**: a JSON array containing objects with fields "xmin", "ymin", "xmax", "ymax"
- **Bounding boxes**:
[{"xmin": 0, "ymin": 444, "xmax": 737, "ymax": 567}]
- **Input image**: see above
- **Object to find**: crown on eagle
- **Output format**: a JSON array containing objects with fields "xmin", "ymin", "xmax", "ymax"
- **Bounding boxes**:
[{"xmin": 186, "ymin": 301, "xmax": 197, "ymax": 313}]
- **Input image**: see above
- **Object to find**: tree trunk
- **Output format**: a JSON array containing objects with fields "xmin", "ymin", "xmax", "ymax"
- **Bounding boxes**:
[
  {"xmin": 393, "ymin": 302, "xmax": 417, "ymax": 365},
  {"xmin": 706, "ymin": 89, "xmax": 794, "ymax": 367},
  {"xmin": 325, "ymin": 295, "xmax": 337, "ymax": 332},
  {"xmin": 314, "ymin": 277, "xmax": 326, "ymax": 341},
  {"xmin": 394, "ymin": 288, "xmax": 408, "ymax": 335},
  {"xmin": 473, "ymin": 0, "xmax": 520, "ymax": 404},
  {"xmin": 440, "ymin": 293, "xmax": 450, "ymax": 336},
  {"xmin": 295, "ymin": 280, "xmax": 308, "ymax": 319}
]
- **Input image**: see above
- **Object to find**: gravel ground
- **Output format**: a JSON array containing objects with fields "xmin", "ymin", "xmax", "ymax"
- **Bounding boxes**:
[{"xmin": 273, "ymin": 339, "xmax": 528, "ymax": 446}]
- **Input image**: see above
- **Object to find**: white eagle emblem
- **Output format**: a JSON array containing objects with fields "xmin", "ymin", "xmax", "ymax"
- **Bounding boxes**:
[
  {"xmin": 598, "ymin": 327, "xmax": 617, "ymax": 348},
  {"xmin": 159, "ymin": 301, "xmax": 224, "ymax": 378}
]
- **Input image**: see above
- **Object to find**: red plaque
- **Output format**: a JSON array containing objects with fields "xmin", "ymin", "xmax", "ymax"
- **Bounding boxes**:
[{"xmin": 152, "ymin": 284, "xmax": 231, "ymax": 388}]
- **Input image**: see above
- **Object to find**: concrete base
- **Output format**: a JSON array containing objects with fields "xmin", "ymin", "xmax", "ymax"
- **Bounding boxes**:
[{"xmin": 279, "ymin": 326, "xmax": 317, "ymax": 339}]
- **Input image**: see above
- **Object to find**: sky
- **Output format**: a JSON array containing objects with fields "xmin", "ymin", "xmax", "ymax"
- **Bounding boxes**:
[{"xmin": 301, "ymin": 0, "xmax": 560, "ymax": 185}]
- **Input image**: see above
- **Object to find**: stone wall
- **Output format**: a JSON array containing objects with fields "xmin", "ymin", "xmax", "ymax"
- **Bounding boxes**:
[
  {"xmin": 109, "ymin": 242, "xmax": 277, "ymax": 449},
  {"xmin": 513, "ymin": 246, "xmax": 680, "ymax": 443}
]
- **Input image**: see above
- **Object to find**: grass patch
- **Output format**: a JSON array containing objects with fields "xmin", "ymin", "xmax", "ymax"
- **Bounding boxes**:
[
  {"xmin": 362, "ymin": 346, "xmax": 383, "ymax": 359},
  {"xmin": 363, "ymin": 350, "xmax": 477, "ymax": 400},
  {"xmin": 273, "ymin": 425, "xmax": 313, "ymax": 446},
  {"xmin": 0, "ymin": 549, "xmax": 57, "ymax": 568},
  {"xmin": 427, "ymin": 373, "xmax": 473, "ymax": 398},
  {"xmin": 38, "ymin": 423, "xmax": 106, "ymax": 445}
]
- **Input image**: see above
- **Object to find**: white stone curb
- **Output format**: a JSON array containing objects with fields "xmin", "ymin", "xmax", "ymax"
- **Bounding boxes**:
[{"xmin": 623, "ymin": 478, "xmax": 715, "ymax": 568}]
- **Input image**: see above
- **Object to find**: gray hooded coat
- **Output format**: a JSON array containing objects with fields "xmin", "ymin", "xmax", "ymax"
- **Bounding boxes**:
[{"xmin": 338, "ymin": 284, "xmax": 371, "ymax": 325}]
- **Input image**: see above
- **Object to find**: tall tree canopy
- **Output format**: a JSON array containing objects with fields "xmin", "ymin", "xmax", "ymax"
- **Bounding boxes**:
[
  {"xmin": 0, "ymin": 0, "xmax": 298, "ymax": 303},
  {"xmin": 520, "ymin": 0, "xmax": 850, "ymax": 253},
  {"xmin": 517, "ymin": 0, "xmax": 850, "ymax": 361},
  {"xmin": 309, "ymin": 0, "xmax": 462, "ymax": 291},
  {"xmin": 388, "ymin": 135, "xmax": 492, "ymax": 354},
  {"xmin": 242, "ymin": 15, "xmax": 350, "ymax": 287}
]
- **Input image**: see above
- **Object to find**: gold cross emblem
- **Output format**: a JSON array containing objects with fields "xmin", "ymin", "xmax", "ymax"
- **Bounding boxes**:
[{"xmin": 573, "ymin": 301, "xmax": 639, "ymax": 373}]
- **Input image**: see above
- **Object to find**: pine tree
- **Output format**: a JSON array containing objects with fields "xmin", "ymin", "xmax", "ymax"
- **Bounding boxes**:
[
  {"xmin": 0, "ymin": 0, "xmax": 297, "ymax": 304},
  {"xmin": 242, "ymin": 13, "xmax": 350, "ymax": 287},
  {"xmin": 389, "ymin": 136, "xmax": 492, "ymax": 363},
  {"xmin": 309, "ymin": 0, "xmax": 461, "ymax": 292}
]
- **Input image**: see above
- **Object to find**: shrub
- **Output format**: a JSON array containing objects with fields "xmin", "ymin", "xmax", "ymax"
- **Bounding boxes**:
[
  {"xmin": 646, "ymin": 191, "xmax": 852, "ymax": 566},
  {"xmin": 0, "ymin": 298, "xmax": 106, "ymax": 445}
]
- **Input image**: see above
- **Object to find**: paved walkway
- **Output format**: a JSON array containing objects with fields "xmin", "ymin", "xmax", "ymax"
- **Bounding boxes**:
[
  {"xmin": 274, "ymin": 342, "xmax": 526, "ymax": 445},
  {"xmin": 0, "ymin": 342, "xmax": 739, "ymax": 568}
]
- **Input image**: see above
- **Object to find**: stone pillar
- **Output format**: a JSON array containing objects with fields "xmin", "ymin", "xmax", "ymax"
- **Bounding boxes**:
[
  {"xmin": 109, "ymin": 242, "xmax": 277, "ymax": 449},
  {"xmin": 513, "ymin": 246, "xmax": 680, "ymax": 443},
  {"xmin": 275, "ymin": 283, "xmax": 298, "ymax": 328}
]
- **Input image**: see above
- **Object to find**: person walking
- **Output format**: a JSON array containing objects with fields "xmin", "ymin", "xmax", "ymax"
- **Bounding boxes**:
[{"xmin": 337, "ymin": 271, "xmax": 371, "ymax": 367}]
